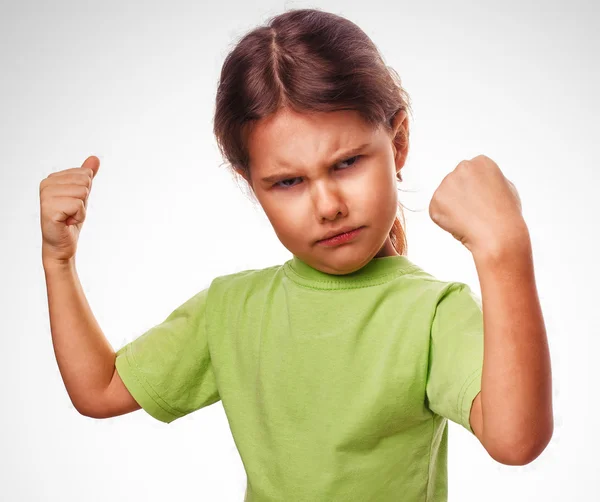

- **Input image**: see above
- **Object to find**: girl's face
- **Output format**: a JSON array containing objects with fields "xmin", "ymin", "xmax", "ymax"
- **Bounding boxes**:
[{"xmin": 243, "ymin": 107, "xmax": 408, "ymax": 275}]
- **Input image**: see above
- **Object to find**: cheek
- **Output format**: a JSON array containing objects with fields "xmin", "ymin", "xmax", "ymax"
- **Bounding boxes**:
[
  {"xmin": 263, "ymin": 200, "xmax": 300, "ymax": 235},
  {"xmin": 355, "ymin": 162, "xmax": 396, "ymax": 205}
]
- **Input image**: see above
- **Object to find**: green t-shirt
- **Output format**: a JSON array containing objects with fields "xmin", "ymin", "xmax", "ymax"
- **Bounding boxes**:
[{"xmin": 115, "ymin": 254, "xmax": 484, "ymax": 501}]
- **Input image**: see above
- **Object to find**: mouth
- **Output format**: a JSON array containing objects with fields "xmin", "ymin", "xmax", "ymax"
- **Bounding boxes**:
[{"xmin": 316, "ymin": 226, "xmax": 364, "ymax": 247}]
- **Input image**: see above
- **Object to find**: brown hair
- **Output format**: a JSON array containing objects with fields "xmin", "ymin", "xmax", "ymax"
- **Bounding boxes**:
[{"xmin": 213, "ymin": 8, "xmax": 413, "ymax": 255}]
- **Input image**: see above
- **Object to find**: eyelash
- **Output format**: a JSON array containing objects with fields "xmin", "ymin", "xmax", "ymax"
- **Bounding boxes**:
[{"xmin": 273, "ymin": 155, "xmax": 363, "ymax": 189}]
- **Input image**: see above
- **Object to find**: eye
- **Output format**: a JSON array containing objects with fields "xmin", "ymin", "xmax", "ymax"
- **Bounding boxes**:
[
  {"xmin": 272, "ymin": 155, "xmax": 363, "ymax": 189},
  {"xmin": 337, "ymin": 155, "xmax": 361, "ymax": 169},
  {"xmin": 274, "ymin": 176, "xmax": 302, "ymax": 189}
]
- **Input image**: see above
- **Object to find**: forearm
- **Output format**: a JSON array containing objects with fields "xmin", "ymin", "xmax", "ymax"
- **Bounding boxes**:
[
  {"xmin": 472, "ymin": 230, "xmax": 553, "ymax": 461},
  {"xmin": 43, "ymin": 258, "xmax": 116, "ymax": 416}
]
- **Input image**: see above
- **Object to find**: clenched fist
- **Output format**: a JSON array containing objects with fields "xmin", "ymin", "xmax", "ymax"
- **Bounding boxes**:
[
  {"xmin": 40, "ymin": 156, "xmax": 100, "ymax": 265},
  {"xmin": 428, "ymin": 154, "xmax": 526, "ymax": 256}
]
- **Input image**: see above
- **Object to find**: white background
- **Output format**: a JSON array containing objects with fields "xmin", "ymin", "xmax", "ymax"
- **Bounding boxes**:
[{"xmin": 1, "ymin": 0, "xmax": 598, "ymax": 500}]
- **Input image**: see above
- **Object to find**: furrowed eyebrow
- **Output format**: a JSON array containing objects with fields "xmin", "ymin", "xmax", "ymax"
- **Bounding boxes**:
[{"xmin": 260, "ymin": 142, "xmax": 370, "ymax": 184}]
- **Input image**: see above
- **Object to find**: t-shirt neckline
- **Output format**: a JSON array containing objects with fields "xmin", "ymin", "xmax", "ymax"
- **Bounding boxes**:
[{"xmin": 284, "ymin": 254, "xmax": 418, "ymax": 290}]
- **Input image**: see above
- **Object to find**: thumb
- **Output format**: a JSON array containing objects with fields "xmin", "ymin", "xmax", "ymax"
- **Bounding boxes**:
[{"xmin": 81, "ymin": 155, "xmax": 100, "ymax": 178}]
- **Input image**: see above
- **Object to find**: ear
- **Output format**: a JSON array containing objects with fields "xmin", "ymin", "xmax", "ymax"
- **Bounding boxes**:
[
  {"xmin": 235, "ymin": 167, "xmax": 253, "ymax": 187},
  {"xmin": 390, "ymin": 109, "xmax": 409, "ymax": 176}
]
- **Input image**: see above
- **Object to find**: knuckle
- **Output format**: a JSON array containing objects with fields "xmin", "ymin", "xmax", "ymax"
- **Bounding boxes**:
[
  {"xmin": 457, "ymin": 160, "xmax": 470, "ymax": 170},
  {"xmin": 39, "ymin": 181, "xmax": 50, "ymax": 197},
  {"xmin": 79, "ymin": 170, "xmax": 93, "ymax": 186},
  {"xmin": 428, "ymin": 200, "xmax": 437, "ymax": 218}
]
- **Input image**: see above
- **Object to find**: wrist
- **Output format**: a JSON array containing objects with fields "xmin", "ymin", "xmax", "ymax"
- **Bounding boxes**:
[
  {"xmin": 471, "ymin": 235, "xmax": 533, "ymax": 273},
  {"xmin": 43, "ymin": 255, "xmax": 76, "ymax": 273},
  {"xmin": 470, "ymin": 224, "xmax": 531, "ymax": 263}
]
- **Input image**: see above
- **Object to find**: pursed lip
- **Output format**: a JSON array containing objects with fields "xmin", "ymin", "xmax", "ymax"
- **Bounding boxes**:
[{"xmin": 316, "ymin": 226, "xmax": 363, "ymax": 243}]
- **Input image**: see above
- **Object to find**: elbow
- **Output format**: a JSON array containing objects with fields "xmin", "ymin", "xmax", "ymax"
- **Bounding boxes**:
[
  {"xmin": 74, "ymin": 401, "xmax": 96, "ymax": 418},
  {"xmin": 489, "ymin": 446, "xmax": 542, "ymax": 466},
  {"xmin": 73, "ymin": 397, "xmax": 103, "ymax": 419},
  {"xmin": 487, "ymin": 425, "xmax": 554, "ymax": 466}
]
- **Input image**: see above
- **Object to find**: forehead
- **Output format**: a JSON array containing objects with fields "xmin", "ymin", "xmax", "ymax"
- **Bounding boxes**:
[{"xmin": 247, "ymin": 108, "xmax": 381, "ymax": 168}]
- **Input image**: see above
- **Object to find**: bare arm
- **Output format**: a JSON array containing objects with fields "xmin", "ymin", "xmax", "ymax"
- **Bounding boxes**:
[
  {"xmin": 469, "ymin": 231, "xmax": 553, "ymax": 465},
  {"xmin": 43, "ymin": 258, "xmax": 139, "ymax": 417}
]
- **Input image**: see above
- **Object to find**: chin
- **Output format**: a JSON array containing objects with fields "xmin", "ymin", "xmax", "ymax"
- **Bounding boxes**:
[{"xmin": 319, "ymin": 249, "xmax": 378, "ymax": 275}]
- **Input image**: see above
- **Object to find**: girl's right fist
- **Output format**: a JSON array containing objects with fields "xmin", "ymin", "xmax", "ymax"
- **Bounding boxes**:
[{"xmin": 40, "ymin": 156, "xmax": 100, "ymax": 265}]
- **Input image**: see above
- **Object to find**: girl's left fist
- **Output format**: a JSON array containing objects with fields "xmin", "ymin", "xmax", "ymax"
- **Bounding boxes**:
[{"xmin": 428, "ymin": 154, "xmax": 526, "ymax": 254}]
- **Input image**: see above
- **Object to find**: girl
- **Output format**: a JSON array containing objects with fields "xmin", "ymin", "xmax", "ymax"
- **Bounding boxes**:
[{"xmin": 40, "ymin": 7, "xmax": 553, "ymax": 502}]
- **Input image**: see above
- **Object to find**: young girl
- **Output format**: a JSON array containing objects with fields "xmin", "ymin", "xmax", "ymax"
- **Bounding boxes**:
[{"xmin": 40, "ymin": 7, "xmax": 553, "ymax": 502}]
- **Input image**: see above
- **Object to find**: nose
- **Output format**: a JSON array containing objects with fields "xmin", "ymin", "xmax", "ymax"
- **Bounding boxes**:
[{"xmin": 312, "ymin": 180, "xmax": 348, "ymax": 222}]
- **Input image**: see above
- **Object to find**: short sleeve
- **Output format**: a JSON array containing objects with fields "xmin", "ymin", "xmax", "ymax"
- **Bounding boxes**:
[
  {"xmin": 425, "ymin": 282, "xmax": 484, "ymax": 434},
  {"xmin": 114, "ymin": 287, "xmax": 220, "ymax": 424}
]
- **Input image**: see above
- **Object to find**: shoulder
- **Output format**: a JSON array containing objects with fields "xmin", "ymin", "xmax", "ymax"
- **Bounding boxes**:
[
  {"xmin": 393, "ymin": 260, "xmax": 483, "ymax": 323},
  {"xmin": 202, "ymin": 263, "xmax": 285, "ymax": 323},
  {"xmin": 207, "ymin": 262, "xmax": 285, "ymax": 298},
  {"xmin": 210, "ymin": 263, "xmax": 283, "ymax": 286},
  {"xmin": 394, "ymin": 257, "xmax": 471, "ymax": 298}
]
